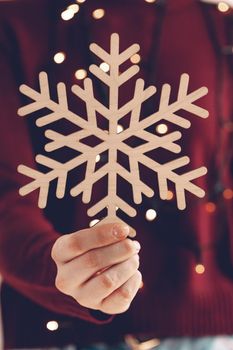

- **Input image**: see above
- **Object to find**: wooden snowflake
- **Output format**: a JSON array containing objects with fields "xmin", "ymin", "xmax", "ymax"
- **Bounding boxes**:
[{"xmin": 17, "ymin": 33, "xmax": 208, "ymax": 234}]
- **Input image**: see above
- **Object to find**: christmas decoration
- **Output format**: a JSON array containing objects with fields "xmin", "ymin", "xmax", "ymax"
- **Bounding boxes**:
[{"xmin": 17, "ymin": 33, "xmax": 208, "ymax": 234}]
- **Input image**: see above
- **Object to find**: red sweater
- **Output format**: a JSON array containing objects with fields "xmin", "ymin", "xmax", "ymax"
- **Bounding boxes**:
[{"xmin": 0, "ymin": 0, "xmax": 232, "ymax": 348}]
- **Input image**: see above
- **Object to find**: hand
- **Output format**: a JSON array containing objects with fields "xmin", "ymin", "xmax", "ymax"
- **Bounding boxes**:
[{"xmin": 51, "ymin": 223, "xmax": 142, "ymax": 314}]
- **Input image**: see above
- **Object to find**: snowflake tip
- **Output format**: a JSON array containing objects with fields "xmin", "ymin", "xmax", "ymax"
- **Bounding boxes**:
[
  {"xmin": 89, "ymin": 43, "xmax": 96, "ymax": 52},
  {"xmin": 181, "ymin": 72, "xmax": 189, "ymax": 80},
  {"xmin": 178, "ymin": 202, "xmax": 186, "ymax": 211},
  {"xmin": 18, "ymin": 84, "xmax": 28, "ymax": 97},
  {"xmin": 111, "ymin": 32, "xmax": 119, "ymax": 42},
  {"xmin": 35, "ymin": 155, "xmax": 41, "ymax": 163},
  {"xmin": 44, "ymin": 144, "xmax": 51, "ymax": 152},
  {"xmin": 202, "ymin": 166, "xmax": 208, "ymax": 176},
  {"xmin": 82, "ymin": 195, "xmax": 91, "ymax": 204},
  {"xmin": 39, "ymin": 71, "xmax": 48, "ymax": 80},
  {"xmin": 70, "ymin": 188, "xmax": 78, "ymax": 197},
  {"xmin": 199, "ymin": 188, "xmax": 206, "ymax": 198},
  {"xmin": 17, "ymin": 164, "xmax": 23, "ymax": 173},
  {"xmin": 18, "ymin": 186, "xmax": 25, "ymax": 197},
  {"xmin": 36, "ymin": 119, "xmax": 43, "ymax": 127},
  {"xmin": 202, "ymin": 109, "xmax": 209, "ymax": 119},
  {"xmin": 38, "ymin": 199, "xmax": 47, "ymax": 210}
]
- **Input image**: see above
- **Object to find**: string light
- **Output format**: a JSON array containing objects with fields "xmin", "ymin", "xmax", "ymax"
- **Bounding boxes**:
[
  {"xmin": 223, "ymin": 188, "xmax": 233, "ymax": 200},
  {"xmin": 144, "ymin": 0, "xmax": 157, "ymax": 3},
  {"xmin": 46, "ymin": 321, "xmax": 59, "ymax": 331},
  {"xmin": 89, "ymin": 219, "xmax": 100, "ymax": 227},
  {"xmin": 61, "ymin": 9, "xmax": 75, "ymax": 21},
  {"xmin": 145, "ymin": 209, "xmax": 157, "ymax": 221},
  {"xmin": 100, "ymin": 62, "xmax": 110, "ymax": 72},
  {"xmin": 205, "ymin": 202, "xmax": 216, "ymax": 213},
  {"xmin": 76, "ymin": 0, "xmax": 86, "ymax": 3},
  {"xmin": 75, "ymin": 69, "xmax": 87, "ymax": 80},
  {"xmin": 156, "ymin": 123, "xmax": 168, "ymax": 134},
  {"xmin": 53, "ymin": 52, "xmax": 66, "ymax": 64},
  {"xmin": 96, "ymin": 155, "xmax": 101, "ymax": 163},
  {"xmin": 92, "ymin": 8, "xmax": 105, "ymax": 19},
  {"xmin": 67, "ymin": 4, "xmax": 80, "ymax": 14},
  {"xmin": 130, "ymin": 54, "xmax": 141, "ymax": 64},
  {"xmin": 117, "ymin": 124, "xmax": 124, "ymax": 133},
  {"xmin": 195, "ymin": 264, "xmax": 205, "ymax": 274},
  {"xmin": 217, "ymin": 2, "xmax": 230, "ymax": 12}
]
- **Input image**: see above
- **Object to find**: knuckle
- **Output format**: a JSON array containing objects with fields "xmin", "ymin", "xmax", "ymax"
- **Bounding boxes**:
[
  {"xmin": 77, "ymin": 293, "xmax": 99, "ymax": 310},
  {"xmin": 96, "ymin": 230, "xmax": 108, "ymax": 246},
  {"xmin": 55, "ymin": 274, "xmax": 65, "ymax": 292},
  {"xmin": 119, "ymin": 303, "xmax": 131, "ymax": 313},
  {"xmin": 51, "ymin": 237, "xmax": 64, "ymax": 261},
  {"xmin": 123, "ymin": 239, "xmax": 135, "ymax": 254},
  {"xmin": 74, "ymin": 291, "xmax": 86, "ymax": 306},
  {"xmin": 118, "ymin": 287, "xmax": 132, "ymax": 302},
  {"xmin": 131, "ymin": 254, "xmax": 140, "ymax": 269},
  {"xmin": 68, "ymin": 234, "xmax": 83, "ymax": 255},
  {"xmin": 99, "ymin": 273, "xmax": 115, "ymax": 289},
  {"xmin": 84, "ymin": 250, "xmax": 100, "ymax": 269},
  {"xmin": 136, "ymin": 270, "xmax": 142, "ymax": 282}
]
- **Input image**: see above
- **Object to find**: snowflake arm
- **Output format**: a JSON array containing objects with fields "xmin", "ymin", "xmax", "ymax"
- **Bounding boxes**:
[
  {"xmin": 143, "ymin": 73, "xmax": 209, "ymax": 128},
  {"xmin": 18, "ymin": 72, "xmax": 108, "ymax": 142},
  {"xmin": 18, "ymin": 140, "xmax": 108, "ymax": 208},
  {"xmin": 119, "ymin": 141, "xmax": 207, "ymax": 210}
]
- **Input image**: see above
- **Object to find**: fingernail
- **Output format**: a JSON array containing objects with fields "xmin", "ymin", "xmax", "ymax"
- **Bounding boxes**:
[
  {"xmin": 112, "ymin": 224, "xmax": 130, "ymax": 239},
  {"xmin": 133, "ymin": 241, "xmax": 141, "ymax": 252}
]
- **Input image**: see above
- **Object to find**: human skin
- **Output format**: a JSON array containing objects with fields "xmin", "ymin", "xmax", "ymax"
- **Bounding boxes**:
[{"xmin": 51, "ymin": 223, "xmax": 142, "ymax": 314}]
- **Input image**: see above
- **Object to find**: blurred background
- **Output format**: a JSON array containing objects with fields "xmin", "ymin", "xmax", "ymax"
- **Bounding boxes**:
[{"xmin": 0, "ymin": 0, "xmax": 233, "ymax": 349}]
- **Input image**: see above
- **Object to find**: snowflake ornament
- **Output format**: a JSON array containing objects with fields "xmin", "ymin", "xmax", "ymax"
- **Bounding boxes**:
[{"xmin": 18, "ymin": 33, "xmax": 208, "ymax": 235}]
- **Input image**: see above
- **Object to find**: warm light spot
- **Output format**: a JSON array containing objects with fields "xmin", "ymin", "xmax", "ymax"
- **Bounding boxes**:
[
  {"xmin": 223, "ymin": 188, "xmax": 233, "ymax": 200},
  {"xmin": 76, "ymin": 0, "xmax": 86, "ymax": 3},
  {"xmin": 67, "ymin": 4, "xmax": 80, "ymax": 14},
  {"xmin": 130, "ymin": 54, "xmax": 141, "ymax": 64},
  {"xmin": 217, "ymin": 2, "xmax": 230, "ymax": 12},
  {"xmin": 53, "ymin": 52, "xmax": 66, "ymax": 64},
  {"xmin": 205, "ymin": 202, "xmax": 216, "ymax": 213},
  {"xmin": 195, "ymin": 264, "xmax": 205, "ymax": 274},
  {"xmin": 75, "ymin": 69, "xmax": 87, "ymax": 80},
  {"xmin": 89, "ymin": 219, "xmax": 100, "ymax": 227},
  {"xmin": 96, "ymin": 155, "xmax": 101, "ymax": 163},
  {"xmin": 156, "ymin": 123, "xmax": 168, "ymax": 134},
  {"xmin": 145, "ymin": 0, "xmax": 156, "ymax": 3},
  {"xmin": 117, "ymin": 124, "xmax": 124, "ymax": 133},
  {"xmin": 100, "ymin": 62, "xmax": 110, "ymax": 72},
  {"xmin": 46, "ymin": 321, "xmax": 59, "ymax": 331},
  {"xmin": 139, "ymin": 339, "xmax": 160, "ymax": 350},
  {"xmin": 61, "ymin": 9, "xmax": 75, "ymax": 21},
  {"xmin": 92, "ymin": 8, "xmax": 105, "ymax": 19},
  {"xmin": 140, "ymin": 280, "xmax": 144, "ymax": 289},
  {"xmin": 145, "ymin": 209, "xmax": 157, "ymax": 221},
  {"xmin": 166, "ymin": 190, "xmax": 174, "ymax": 200}
]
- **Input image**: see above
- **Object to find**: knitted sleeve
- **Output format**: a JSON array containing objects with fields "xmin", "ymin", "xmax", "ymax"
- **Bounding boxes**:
[{"xmin": 0, "ymin": 19, "xmax": 112, "ymax": 325}]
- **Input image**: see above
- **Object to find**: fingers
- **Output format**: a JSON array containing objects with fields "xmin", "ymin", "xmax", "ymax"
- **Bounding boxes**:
[
  {"xmin": 58, "ymin": 238, "xmax": 141, "ymax": 286},
  {"xmin": 51, "ymin": 223, "xmax": 132, "ymax": 263},
  {"xmin": 101, "ymin": 270, "xmax": 142, "ymax": 314},
  {"xmin": 51, "ymin": 223, "xmax": 142, "ymax": 315},
  {"xmin": 72, "ymin": 254, "xmax": 140, "ymax": 309}
]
